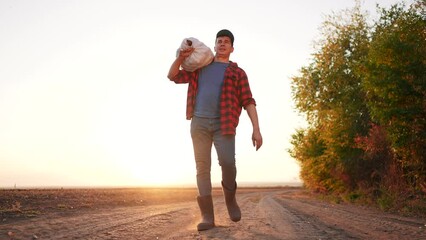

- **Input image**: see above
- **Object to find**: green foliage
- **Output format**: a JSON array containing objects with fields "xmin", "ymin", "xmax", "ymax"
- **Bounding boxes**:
[
  {"xmin": 345, "ymin": 192, "xmax": 362, "ymax": 203},
  {"xmin": 290, "ymin": 0, "xmax": 426, "ymax": 211},
  {"xmin": 363, "ymin": 1, "xmax": 426, "ymax": 190},
  {"xmin": 377, "ymin": 190, "xmax": 396, "ymax": 210},
  {"xmin": 291, "ymin": 2, "xmax": 371, "ymax": 193}
]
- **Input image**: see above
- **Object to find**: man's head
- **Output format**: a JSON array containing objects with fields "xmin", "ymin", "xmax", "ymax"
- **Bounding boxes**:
[
  {"xmin": 214, "ymin": 29, "xmax": 234, "ymax": 61},
  {"xmin": 216, "ymin": 29, "xmax": 234, "ymax": 46}
]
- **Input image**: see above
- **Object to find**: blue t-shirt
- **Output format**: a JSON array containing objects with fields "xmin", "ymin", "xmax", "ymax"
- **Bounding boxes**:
[{"xmin": 194, "ymin": 62, "xmax": 229, "ymax": 118}]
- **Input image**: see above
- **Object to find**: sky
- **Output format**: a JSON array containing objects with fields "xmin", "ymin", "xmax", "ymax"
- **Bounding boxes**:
[{"xmin": 0, "ymin": 0, "xmax": 413, "ymax": 188}]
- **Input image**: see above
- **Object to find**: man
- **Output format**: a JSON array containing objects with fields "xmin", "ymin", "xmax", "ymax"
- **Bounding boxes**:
[{"xmin": 167, "ymin": 29, "xmax": 263, "ymax": 231}]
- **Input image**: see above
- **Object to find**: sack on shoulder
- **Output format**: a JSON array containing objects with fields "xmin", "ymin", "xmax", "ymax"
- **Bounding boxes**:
[{"xmin": 176, "ymin": 37, "xmax": 214, "ymax": 72}]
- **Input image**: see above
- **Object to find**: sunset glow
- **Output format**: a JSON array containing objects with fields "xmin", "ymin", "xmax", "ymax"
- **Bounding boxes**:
[{"xmin": 0, "ymin": 0, "xmax": 409, "ymax": 188}]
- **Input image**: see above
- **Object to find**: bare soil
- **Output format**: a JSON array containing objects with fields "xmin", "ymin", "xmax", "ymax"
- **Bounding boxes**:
[{"xmin": 1, "ymin": 187, "xmax": 425, "ymax": 239}]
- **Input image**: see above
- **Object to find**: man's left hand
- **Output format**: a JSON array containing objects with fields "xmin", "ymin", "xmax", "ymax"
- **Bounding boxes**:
[{"xmin": 252, "ymin": 130, "xmax": 263, "ymax": 151}]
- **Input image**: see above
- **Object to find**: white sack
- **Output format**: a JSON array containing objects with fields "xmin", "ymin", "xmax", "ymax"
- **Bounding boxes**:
[{"xmin": 176, "ymin": 37, "xmax": 214, "ymax": 72}]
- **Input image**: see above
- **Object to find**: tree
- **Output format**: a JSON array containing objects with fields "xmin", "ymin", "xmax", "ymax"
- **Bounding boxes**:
[
  {"xmin": 290, "ymin": 0, "xmax": 425, "ymax": 210},
  {"xmin": 362, "ymin": 1, "xmax": 426, "ymax": 190},
  {"xmin": 291, "ymin": 2, "xmax": 371, "ymax": 192}
]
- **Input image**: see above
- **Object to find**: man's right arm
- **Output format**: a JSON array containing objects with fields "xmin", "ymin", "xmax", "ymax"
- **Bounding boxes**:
[{"xmin": 167, "ymin": 48, "xmax": 194, "ymax": 80}]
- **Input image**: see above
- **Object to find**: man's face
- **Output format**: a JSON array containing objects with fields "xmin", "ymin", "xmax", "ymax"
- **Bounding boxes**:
[{"xmin": 214, "ymin": 36, "xmax": 234, "ymax": 56}]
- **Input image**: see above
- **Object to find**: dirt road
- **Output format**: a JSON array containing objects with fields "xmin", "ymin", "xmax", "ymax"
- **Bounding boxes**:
[{"xmin": 1, "ymin": 188, "xmax": 425, "ymax": 239}]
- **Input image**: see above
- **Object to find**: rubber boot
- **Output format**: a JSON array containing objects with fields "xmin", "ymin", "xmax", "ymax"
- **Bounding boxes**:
[
  {"xmin": 222, "ymin": 181, "xmax": 241, "ymax": 222},
  {"xmin": 196, "ymin": 195, "xmax": 215, "ymax": 231}
]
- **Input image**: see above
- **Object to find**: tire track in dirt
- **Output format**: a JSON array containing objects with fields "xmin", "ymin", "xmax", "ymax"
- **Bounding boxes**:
[
  {"xmin": 259, "ymin": 194, "xmax": 358, "ymax": 239},
  {"xmin": 197, "ymin": 190, "xmax": 357, "ymax": 240},
  {"xmin": 196, "ymin": 190, "xmax": 305, "ymax": 240},
  {"xmin": 1, "ymin": 202, "xmax": 199, "ymax": 240},
  {"xmin": 273, "ymin": 190, "xmax": 426, "ymax": 240}
]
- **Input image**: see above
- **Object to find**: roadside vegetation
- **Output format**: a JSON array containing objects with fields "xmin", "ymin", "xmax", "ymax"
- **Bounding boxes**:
[{"xmin": 289, "ymin": 0, "xmax": 425, "ymax": 216}]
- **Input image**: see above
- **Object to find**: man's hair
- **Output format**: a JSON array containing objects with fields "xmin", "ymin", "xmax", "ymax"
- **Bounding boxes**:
[{"xmin": 216, "ymin": 29, "xmax": 234, "ymax": 46}]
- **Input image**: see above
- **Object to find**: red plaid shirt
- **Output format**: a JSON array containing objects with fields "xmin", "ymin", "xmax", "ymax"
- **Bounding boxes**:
[{"xmin": 170, "ymin": 61, "xmax": 256, "ymax": 135}]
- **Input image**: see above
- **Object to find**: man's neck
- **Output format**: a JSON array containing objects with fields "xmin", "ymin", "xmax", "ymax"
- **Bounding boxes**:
[{"xmin": 214, "ymin": 55, "xmax": 230, "ymax": 63}]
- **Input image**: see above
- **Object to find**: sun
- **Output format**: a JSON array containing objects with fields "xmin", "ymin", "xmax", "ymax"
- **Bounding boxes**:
[
  {"xmin": 106, "ymin": 143, "xmax": 195, "ymax": 187},
  {"xmin": 93, "ymin": 96, "xmax": 197, "ymax": 187},
  {"xmin": 127, "ymin": 160, "xmax": 188, "ymax": 186}
]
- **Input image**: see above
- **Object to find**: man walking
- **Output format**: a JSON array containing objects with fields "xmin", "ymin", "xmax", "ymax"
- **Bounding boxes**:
[{"xmin": 167, "ymin": 29, "xmax": 263, "ymax": 231}]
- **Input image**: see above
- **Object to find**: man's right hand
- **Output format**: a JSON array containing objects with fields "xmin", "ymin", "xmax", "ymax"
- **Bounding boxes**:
[
  {"xmin": 178, "ymin": 47, "xmax": 194, "ymax": 59},
  {"xmin": 168, "ymin": 47, "xmax": 194, "ymax": 80}
]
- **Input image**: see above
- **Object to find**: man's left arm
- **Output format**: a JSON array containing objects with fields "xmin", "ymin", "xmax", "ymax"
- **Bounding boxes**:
[
  {"xmin": 246, "ymin": 104, "xmax": 263, "ymax": 151},
  {"xmin": 236, "ymin": 67, "xmax": 263, "ymax": 150}
]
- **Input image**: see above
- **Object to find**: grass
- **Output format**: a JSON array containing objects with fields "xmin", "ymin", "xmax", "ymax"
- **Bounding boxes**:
[{"xmin": 0, "ymin": 201, "xmax": 41, "ymax": 219}]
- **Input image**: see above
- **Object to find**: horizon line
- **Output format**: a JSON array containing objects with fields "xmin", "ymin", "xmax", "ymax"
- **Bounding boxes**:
[{"xmin": 1, "ymin": 181, "xmax": 303, "ymax": 189}]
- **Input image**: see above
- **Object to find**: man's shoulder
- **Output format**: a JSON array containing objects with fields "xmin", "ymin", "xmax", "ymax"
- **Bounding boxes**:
[
  {"xmin": 228, "ymin": 62, "xmax": 247, "ymax": 76},
  {"xmin": 228, "ymin": 61, "xmax": 244, "ymax": 71},
  {"xmin": 229, "ymin": 61, "xmax": 239, "ymax": 68}
]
